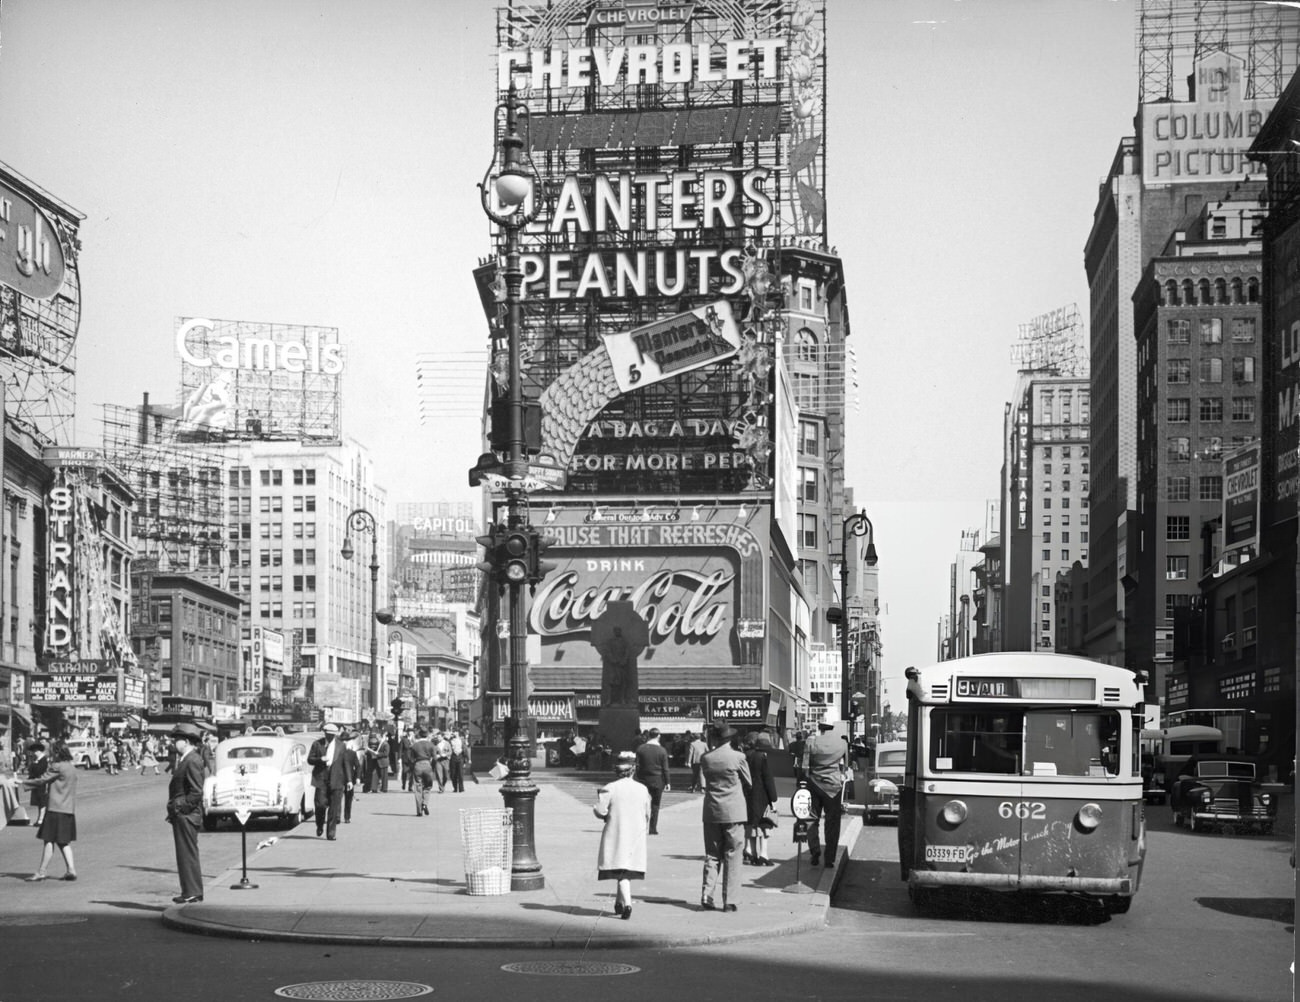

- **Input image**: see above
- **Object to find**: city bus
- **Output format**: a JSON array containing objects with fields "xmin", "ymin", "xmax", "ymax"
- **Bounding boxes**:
[{"xmin": 898, "ymin": 653, "xmax": 1147, "ymax": 915}]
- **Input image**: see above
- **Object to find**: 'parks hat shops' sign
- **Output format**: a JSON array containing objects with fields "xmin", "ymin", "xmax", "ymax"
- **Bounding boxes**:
[{"xmin": 708, "ymin": 691, "xmax": 770, "ymax": 723}]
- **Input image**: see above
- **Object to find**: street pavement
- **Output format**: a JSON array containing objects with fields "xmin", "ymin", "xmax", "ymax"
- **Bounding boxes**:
[{"xmin": 163, "ymin": 766, "xmax": 859, "ymax": 948}]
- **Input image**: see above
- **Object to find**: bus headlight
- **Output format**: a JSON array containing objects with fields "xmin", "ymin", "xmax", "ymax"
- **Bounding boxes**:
[
  {"xmin": 941, "ymin": 800, "xmax": 968, "ymax": 825},
  {"xmin": 1077, "ymin": 802, "xmax": 1103, "ymax": 830}
]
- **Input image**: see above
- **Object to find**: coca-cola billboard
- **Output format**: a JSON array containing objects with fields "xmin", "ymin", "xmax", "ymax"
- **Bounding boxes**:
[{"xmin": 525, "ymin": 500, "xmax": 768, "ymax": 670}]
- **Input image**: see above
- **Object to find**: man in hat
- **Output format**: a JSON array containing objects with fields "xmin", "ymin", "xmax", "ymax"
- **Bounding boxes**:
[
  {"xmin": 166, "ymin": 723, "xmax": 206, "ymax": 903},
  {"xmin": 698, "ymin": 724, "xmax": 751, "ymax": 912},
  {"xmin": 802, "ymin": 722, "xmax": 848, "ymax": 868},
  {"xmin": 634, "ymin": 727, "xmax": 671, "ymax": 835},
  {"xmin": 307, "ymin": 723, "xmax": 355, "ymax": 840}
]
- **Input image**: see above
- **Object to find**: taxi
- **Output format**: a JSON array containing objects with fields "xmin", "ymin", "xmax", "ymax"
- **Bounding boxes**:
[{"xmin": 202, "ymin": 734, "xmax": 313, "ymax": 831}]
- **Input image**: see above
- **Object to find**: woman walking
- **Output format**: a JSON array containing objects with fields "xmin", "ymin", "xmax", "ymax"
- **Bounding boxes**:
[
  {"xmin": 138, "ymin": 735, "xmax": 160, "ymax": 776},
  {"xmin": 27, "ymin": 741, "xmax": 49, "ymax": 825},
  {"xmin": 743, "ymin": 731, "xmax": 779, "ymax": 865},
  {"xmin": 103, "ymin": 738, "xmax": 118, "ymax": 776},
  {"xmin": 594, "ymin": 750, "xmax": 651, "ymax": 919},
  {"xmin": 23, "ymin": 743, "xmax": 78, "ymax": 881}
]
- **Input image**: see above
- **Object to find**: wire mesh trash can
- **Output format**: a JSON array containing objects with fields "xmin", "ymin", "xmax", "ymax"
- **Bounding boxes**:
[{"xmin": 460, "ymin": 808, "xmax": 513, "ymax": 895}]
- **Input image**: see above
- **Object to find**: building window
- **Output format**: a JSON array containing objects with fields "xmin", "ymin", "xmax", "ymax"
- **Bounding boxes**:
[
  {"xmin": 1198, "ymin": 397, "xmax": 1223, "ymax": 422},
  {"xmin": 1164, "ymin": 593, "xmax": 1190, "ymax": 625},
  {"xmin": 1167, "ymin": 476, "xmax": 1190, "ymax": 501},
  {"xmin": 1167, "ymin": 515, "xmax": 1190, "ymax": 541},
  {"xmin": 1231, "ymin": 397, "xmax": 1255, "ymax": 421},
  {"xmin": 795, "ymin": 328, "xmax": 819, "ymax": 364},
  {"xmin": 1166, "ymin": 319, "xmax": 1190, "ymax": 344},
  {"xmin": 1198, "ymin": 436, "xmax": 1222, "ymax": 460},
  {"xmin": 1199, "ymin": 475, "xmax": 1223, "ymax": 501},
  {"xmin": 799, "ymin": 420, "xmax": 819, "ymax": 457},
  {"xmin": 1061, "ymin": 532, "xmax": 1070, "ymax": 543},
  {"xmin": 1166, "ymin": 555, "xmax": 1189, "ymax": 580},
  {"xmin": 1041, "ymin": 585, "xmax": 1051, "ymax": 597},
  {"xmin": 799, "ymin": 514, "xmax": 817, "ymax": 549},
  {"xmin": 1168, "ymin": 399, "xmax": 1190, "ymax": 422},
  {"xmin": 793, "ymin": 372, "xmax": 820, "ymax": 409},
  {"xmin": 1042, "ymin": 550, "xmax": 1051, "ymax": 561},
  {"xmin": 292, "ymin": 469, "xmax": 317, "ymax": 486},
  {"xmin": 799, "ymin": 467, "xmax": 817, "ymax": 502},
  {"xmin": 1168, "ymin": 359, "xmax": 1191, "ymax": 383},
  {"xmin": 1230, "ymin": 318, "xmax": 1256, "ymax": 343},
  {"xmin": 1200, "ymin": 318, "xmax": 1222, "ymax": 344},
  {"xmin": 1042, "ymin": 532, "xmax": 1051, "ymax": 543},
  {"xmin": 1231, "ymin": 357, "xmax": 1255, "ymax": 383},
  {"xmin": 1168, "ymin": 437, "xmax": 1191, "ymax": 461},
  {"xmin": 798, "ymin": 282, "xmax": 814, "ymax": 312},
  {"xmin": 1198, "ymin": 357, "xmax": 1222, "ymax": 383}
]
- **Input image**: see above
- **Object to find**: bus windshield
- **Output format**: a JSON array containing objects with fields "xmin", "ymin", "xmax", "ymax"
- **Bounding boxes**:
[{"xmin": 929, "ymin": 708, "xmax": 1123, "ymax": 777}]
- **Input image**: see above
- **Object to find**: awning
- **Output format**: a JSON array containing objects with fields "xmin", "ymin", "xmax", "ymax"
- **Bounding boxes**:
[
  {"xmin": 626, "ymin": 718, "xmax": 709, "ymax": 733},
  {"xmin": 0, "ymin": 705, "xmax": 33, "ymax": 730}
]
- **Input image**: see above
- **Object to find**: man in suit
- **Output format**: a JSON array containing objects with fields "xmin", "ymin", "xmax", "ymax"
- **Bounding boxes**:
[
  {"xmin": 687, "ymin": 731, "xmax": 708, "ymax": 792},
  {"xmin": 341, "ymin": 730, "xmax": 362, "ymax": 823},
  {"xmin": 634, "ymin": 728, "xmax": 671, "ymax": 834},
  {"xmin": 802, "ymin": 722, "xmax": 848, "ymax": 868},
  {"xmin": 699, "ymin": 724, "xmax": 751, "ymax": 912},
  {"xmin": 166, "ymin": 723, "xmax": 207, "ymax": 903},
  {"xmin": 409, "ymin": 727, "xmax": 436, "ymax": 816},
  {"xmin": 307, "ymin": 723, "xmax": 355, "ymax": 840}
]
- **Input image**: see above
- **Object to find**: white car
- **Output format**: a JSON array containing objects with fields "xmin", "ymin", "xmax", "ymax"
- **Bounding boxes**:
[
  {"xmin": 65, "ymin": 737, "xmax": 102, "ymax": 769},
  {"xmin": 202, "ymin": 734, "xmax": 313, "ymax": 831}
]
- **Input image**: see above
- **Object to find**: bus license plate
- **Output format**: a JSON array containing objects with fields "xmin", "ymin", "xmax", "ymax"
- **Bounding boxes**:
[{"xmin": 925, "ymin": 845, "xmax": 969, "ymax": 863}]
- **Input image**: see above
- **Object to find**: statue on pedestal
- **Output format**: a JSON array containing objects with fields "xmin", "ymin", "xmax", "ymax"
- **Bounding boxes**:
[{"xmin": 590, "ymin": 601, "xmax": 648, "ymax": 755}]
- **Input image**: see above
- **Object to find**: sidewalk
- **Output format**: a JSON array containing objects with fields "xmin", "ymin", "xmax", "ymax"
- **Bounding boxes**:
[{"xmin": 163, "ymin": 770, "xmax": 859, "ymax": 948}]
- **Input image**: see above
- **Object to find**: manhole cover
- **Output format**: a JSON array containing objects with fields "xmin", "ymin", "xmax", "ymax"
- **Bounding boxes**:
[
  {"xmin": 0, "ymin": 915, "xmax": 88, "ymax": 927},
  {"xmin": 501, "ymin": 961, "xmax": 640, "ymax": 976},
  {"xmin": 274, "ymin": 982, "xmax": 433, "ymax": 1000}
]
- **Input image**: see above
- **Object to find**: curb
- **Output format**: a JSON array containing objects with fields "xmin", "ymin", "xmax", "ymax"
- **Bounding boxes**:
[{"xmin": 161, "ymin": 816, "xmax": 859, "ymax": 949}]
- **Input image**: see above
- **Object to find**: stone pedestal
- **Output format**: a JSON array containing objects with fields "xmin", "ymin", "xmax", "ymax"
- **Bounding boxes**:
[{"xmin": 598, "ymin": 706, "xmax": 642, "ymax": 756}]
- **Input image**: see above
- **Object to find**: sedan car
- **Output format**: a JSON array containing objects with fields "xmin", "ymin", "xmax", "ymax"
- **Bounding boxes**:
[
  {"xmin": 202, "ymin": 734, "xmax": 313, "ymax": 831},
  {"xmin": 861, "ymin": 740, "xmax": 905, "ymax": 825},
  {"xmin": 1170, "ymin": 755, "xmax": 1278, "ymax": 834}
]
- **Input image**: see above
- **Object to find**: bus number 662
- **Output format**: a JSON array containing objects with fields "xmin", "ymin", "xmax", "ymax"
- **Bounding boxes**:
[{"xmin": 998, "ymin": 801, "xmax": 1046, "ymax": 820}]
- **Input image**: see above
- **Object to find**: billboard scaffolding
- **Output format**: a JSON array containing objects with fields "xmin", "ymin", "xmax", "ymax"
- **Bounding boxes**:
[{"xmin": 100, "ymin": 402, "xmax": 228, "ymax": 576}]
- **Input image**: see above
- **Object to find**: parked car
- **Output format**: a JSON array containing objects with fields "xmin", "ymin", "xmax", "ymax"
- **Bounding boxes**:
[
  {"xmin": 861, "ymin": 739, "xmax": 905, "ymax": 825},
  {"xmin": 1170, "ymin": 754, "xmax": 1278, "ymax": 834},
  {"xmin": 202, "ymin": 734, "xmax": 314, "ymax": 831}
]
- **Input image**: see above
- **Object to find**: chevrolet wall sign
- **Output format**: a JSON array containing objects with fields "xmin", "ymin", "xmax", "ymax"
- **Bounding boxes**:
[{"xmin": 588, "ymin": 1, "xmax": 695, "ymax": 34}]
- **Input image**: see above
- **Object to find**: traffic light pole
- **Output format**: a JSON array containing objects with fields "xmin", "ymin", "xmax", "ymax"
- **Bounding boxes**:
[{"xmin": 486, "ymin": 86, "xmax": 543, "ymax": 892}]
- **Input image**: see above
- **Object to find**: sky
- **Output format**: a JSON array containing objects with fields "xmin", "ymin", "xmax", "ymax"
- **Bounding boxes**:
[{"xmin": 0, "ymin": 0, "xmax": 1139, "ymax": 698}]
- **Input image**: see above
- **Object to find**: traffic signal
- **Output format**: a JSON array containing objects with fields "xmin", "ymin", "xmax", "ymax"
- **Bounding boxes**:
[
  {"xmin": 488, "ymin": 397, "xmax": 543, "ymax": 455},
  {"xmin": 476, "ymin": 524, "xmax": 503, "ymax": 575},
  {"xmin": 501, "ymin": 528, "xmax": 531, "ymax": 587},
  {"xmin": 391, "ymin": 697, "xmax": 406, "ymax": 718},
  {"xmin": 527, "ymin": 528, "xmax": 557, "ymax": 593}
]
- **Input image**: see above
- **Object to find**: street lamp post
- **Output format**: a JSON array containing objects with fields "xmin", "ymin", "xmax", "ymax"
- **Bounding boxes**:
[
  {"xmin": 341, "ymin": 509, "xmax": 380, "ymax": 721},
  {"xmin": 480, "ymin": 82, "xmax": 545, "ymax": 891},
  {"xmin": 839, "ymin": 511, "xmax": 878, "ymax": 738}
]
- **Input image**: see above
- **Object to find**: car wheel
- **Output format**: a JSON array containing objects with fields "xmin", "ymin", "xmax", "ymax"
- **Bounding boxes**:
[
  {"xmin": 1105, "ymin": 895, "xmax": 1133, "ymax": 915},
  {"xmin": 863, "ymin": 810, "xmax": 874, "ymax": 826},
  {"xmin": 1261, "ymin": 822, "xmax": 1274, "ymax": 836},
  {"xmin": 202, "ymin": 814, "xmax": 219, "ymax": 832}
]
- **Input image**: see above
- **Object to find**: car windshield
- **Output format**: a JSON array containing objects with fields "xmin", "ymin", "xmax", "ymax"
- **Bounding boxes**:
[
  {"xmin": 225, "ymin": 746, "xmax": 276, "ymax": 760},
  {"xmin": 929, "ymin": 708, "xmax": 1123, "ymax": 777},
  {"xmin": 1198, "ymin": 760, "xmax": 1255, "ymax": 780}
]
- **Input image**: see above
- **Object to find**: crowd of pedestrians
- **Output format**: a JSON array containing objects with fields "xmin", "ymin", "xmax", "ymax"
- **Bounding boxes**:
[{"xmin": 589, "ymin": 722, "xmax": 837, "ymax": 921}]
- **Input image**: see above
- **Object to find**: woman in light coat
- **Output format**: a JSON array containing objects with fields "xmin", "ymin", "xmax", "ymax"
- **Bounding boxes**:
[{"xmin": 594, "ymin": 750, "xmax": 651, "ymax": 920}]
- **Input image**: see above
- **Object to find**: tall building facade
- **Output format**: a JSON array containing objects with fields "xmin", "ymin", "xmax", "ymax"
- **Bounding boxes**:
[
  {"xmin": 225, "ymin": 439, "xmax": 388, "ymax": 717},
  {"xmin": 1002, "ymin": 375, "xmax": 1091, "ymax": 652},
  {"xmin": 1129, "ymin": 189, "xmax": 1264, "ymax": 689},
  {"xmin": 472, "ymin": 0, "xmax": 849, "ymax": 743},
  {"xmin": 1084, "ymin": 137, "xmax": 1143, "ymax": 666}
]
